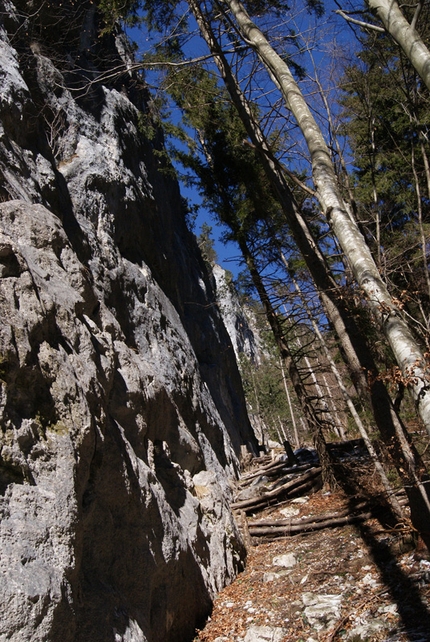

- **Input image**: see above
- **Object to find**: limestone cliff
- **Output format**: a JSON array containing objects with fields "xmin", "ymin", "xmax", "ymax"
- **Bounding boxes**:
[
  {"xmin": 212, "ymin": 264, "xmax": 262, "ymax": 365},
  {"xmin": 0, "ymin": 2, "xmax": 258, "ymax": 640}
]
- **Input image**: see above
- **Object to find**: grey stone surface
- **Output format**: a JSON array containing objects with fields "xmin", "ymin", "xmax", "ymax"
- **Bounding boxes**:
[
  {"xmin": 0, "ymin": 4, "xmax": 258, "ymax": 641},
  {"xmin": 301, "ymin": 592, "xmax": 343, "ymax": 631},
  {"xmin": 272, "ymin": 553, "xmax": 297, "ymax": 569},
  {"xmin": 212, "ymin": 264, "xmax": 261, "ymax": 364},
  {"xmin": 243, "ymin": 626, "xmax": 286, "ymax": 642}
]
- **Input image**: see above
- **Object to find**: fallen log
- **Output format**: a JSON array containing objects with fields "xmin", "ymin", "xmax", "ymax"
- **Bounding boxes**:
[
  {"xmin": 232, "ymin": 473, "xmax": 323, "ymax": 515},
  {"xmin": 237, "ymin": 479, "xmax": 322, "ymax": 514},
  {"xmin": 249, "ymin": 511, "xmax": 373, "ymax": 537},
  {"xmin": 231, "ymin": 467, "xmax": 322, "ymax": 511},
  {"xmin": 248, "ymin": 501, "xmax": 371, "ymax": 528},
  {"xmin": 240, "ymin": 460, "xmax": 287, "ymax": 480},
  {"xmin": 240, "ymin": 461, "xmax": 312, "ymax": 485}
]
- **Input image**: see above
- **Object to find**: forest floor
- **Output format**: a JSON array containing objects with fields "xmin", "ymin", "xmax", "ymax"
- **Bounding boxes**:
[{"xmin": 194, "ymin": 448, "xmax": 430, "ymax": 642}]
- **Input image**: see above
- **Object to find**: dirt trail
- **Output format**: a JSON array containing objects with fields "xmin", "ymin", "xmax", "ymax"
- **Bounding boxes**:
[{"xmin": 194, "ymin": 456, "xmax": 430, "ymax": 642}]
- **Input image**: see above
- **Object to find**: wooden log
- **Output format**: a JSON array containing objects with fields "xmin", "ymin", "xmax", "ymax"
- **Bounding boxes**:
[
  {"xmin": 232, "ymin": 476, "xmax": 322, "ymax": 514},
  {"xmin": 232, "ymin": 466, "xmax": 322, "ymax": 511},
  {"xmin": 248, "ymin": 501, "xmax": 371, "ymax": 528},
  {"xmin": 249, "ymin": 511, "xmax": 373, "ymax": 537},
  {"xmin": 233, "ymin": 482, "xmax": 315, "ymax": 514},
  {"xmin": 242, "ymin": 460, "xmax": 286, "ymax": 477},
  {"xmin": 239, "ymin": 461, "xmax": 312, "ymax": 484}
]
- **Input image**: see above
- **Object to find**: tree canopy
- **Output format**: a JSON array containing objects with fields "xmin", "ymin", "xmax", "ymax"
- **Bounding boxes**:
[{"xmin": 94, "ymin": 0, "xmax": 430, "ymax": 543}]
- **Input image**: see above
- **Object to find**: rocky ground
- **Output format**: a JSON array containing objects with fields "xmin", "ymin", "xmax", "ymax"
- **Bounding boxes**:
[{"xmin": 194, "ymin": 450, "xmax": 430, "ymax": 642}]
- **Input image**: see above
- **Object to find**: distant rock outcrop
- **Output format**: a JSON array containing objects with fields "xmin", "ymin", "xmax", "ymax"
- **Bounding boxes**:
[
  {"xmin": 213, "ymin": 264, "xmax": 262, "ymax": 365},
  {"xmin": 0, "ymin": 2, "xmax": 258, "ymax": 641}
]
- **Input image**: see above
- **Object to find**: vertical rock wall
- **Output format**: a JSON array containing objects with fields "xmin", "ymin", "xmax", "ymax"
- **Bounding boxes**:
[
  {"xmin": 0, "ymin": 2, "xmax": 258, "ymax": 640},
  {"xmin": 212, "ymin": 264, "xmax": 262, "ymax": 365}
]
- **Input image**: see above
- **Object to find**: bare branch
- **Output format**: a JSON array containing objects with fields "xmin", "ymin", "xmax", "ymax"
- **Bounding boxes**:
[
  {"xmin": 334, "ymin": 10, "xmax": 386, "ymax": 33},
  {"xmin": 411, "ymin": 0, "xmax": 423, "ymax": 30}
]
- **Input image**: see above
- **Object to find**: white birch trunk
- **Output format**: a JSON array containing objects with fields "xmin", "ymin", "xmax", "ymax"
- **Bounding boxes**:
[
  {"xmin": 280, "ymin": 359, "xmax": 300, "ymax": 448},
  {"xmin": 365, "ymin": 0, "xmax": 430, "ymax": 92},
  {"xmin": 222, "ymin": 0, "xmax": 430, "ymax": 436},
  {"xmin": 321, "ymin": 373, "xmax": 347, "ymax": 441}
]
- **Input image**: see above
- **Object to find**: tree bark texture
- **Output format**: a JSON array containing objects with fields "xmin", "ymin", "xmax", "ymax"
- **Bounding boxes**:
[{"xmin": 366, "ymin": 0, "xmax": 430, "ymax": 92}]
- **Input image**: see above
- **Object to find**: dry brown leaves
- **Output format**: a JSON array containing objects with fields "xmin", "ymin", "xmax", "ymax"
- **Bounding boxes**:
[{"xmin": 194, "ymin": 488, "xmax": 430, "ymax": 642}]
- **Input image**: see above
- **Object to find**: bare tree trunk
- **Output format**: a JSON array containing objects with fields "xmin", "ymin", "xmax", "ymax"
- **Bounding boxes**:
[
  {"xmin": 365, "ymin": 0, "xmax": 430, "ymax": 92},
  {"xmin": 277, "ymin": 416, "xmax": 287, "ymax": 442},
  {"xmin": 411, "ymin": 145, "xmax": 430, "ymax": 304},
  {"xmin": 280, "ymin": 358, "xmax": 300, "ymax": 448},
  {"xmin": 294, "ymin": 330, "xmax": 340, "ymax": 438},
  {"xmin": 290, "ymin": 270, "xmax": 404, "ymax": 519},
  {"xmin": 321, "ymin": 373, "xmax": 347, "ymax": 441}
]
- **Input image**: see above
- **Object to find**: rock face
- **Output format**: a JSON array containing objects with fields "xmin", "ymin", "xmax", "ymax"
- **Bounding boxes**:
[
  {"xmin": 0, "ymin": 2, "xmax": 258, "ymax": 641},
  {"xmin": 213, "ymin": 264, "xmax": 261, "ymax": 365}
]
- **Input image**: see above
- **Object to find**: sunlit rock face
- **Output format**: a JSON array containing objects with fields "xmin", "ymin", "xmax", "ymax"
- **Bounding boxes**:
[
  {"xmin": 0, "ymin": 3, "xmax": 257, "ymax": 640},
  {"xmin": 212, "ymin": 264, "xmax": 262, "ymax": 365}
]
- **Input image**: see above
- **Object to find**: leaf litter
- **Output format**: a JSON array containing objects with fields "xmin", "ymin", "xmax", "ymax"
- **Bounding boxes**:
[{"xmin": 194, "ymin": 446, "xmax": 430, "ymax": 642}]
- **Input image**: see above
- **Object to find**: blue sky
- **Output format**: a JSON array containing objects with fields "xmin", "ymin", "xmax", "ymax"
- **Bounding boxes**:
[{"xmin": 126, "ymin": 1, "xmax": 357, "ymax": 279}]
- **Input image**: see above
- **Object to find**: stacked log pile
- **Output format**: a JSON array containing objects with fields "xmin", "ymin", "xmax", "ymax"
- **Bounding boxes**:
[
  {"xmin": 234, "ymin": 443, "xmax": 409, "ymax": 544},
  {"xmin": 231, "ymin": 461, "xmax": 322, "ymax": 514}
]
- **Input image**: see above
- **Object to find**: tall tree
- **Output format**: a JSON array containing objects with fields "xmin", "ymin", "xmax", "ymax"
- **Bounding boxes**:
[
  {"xmin": 340, "ymin": 31, "xmax": 430, "ymax": 336},
  {"xmin": 219, "ymin": 0, "xmax": 430, "ymax": 439}
]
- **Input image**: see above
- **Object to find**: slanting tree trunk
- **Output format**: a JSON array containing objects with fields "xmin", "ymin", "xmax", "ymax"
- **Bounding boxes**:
[
  {"xmin": 237, "ymin": 237, "xmax": 337, "ymax": 488},
  {"xmin": 186, "ymin": 0, "xmax": 430, "ymax": 545},
  {"xmin": 221, "ymin": 0, "xmax": 430, "ymax": 438},
  {"xmin": 365, "ymin": 0, "xmax": 430, "ymax": 92},
  {"xmin": 411, "ymin": 144, "xmax": 430, "ymax": 305},
  {"xmin": 289, "ymin": 269, "xmax": 404, "ymax": 519},
  {"xmin": 321, "ymin": 373, "xmax": 347, "ymax": 441},
  {"xmin": 280, "ymin": 359, "xmax": 300, "ymax": 448},
  {"xmin": 294, "ymin": 330, "xmax": 340, "ymax": 439}
]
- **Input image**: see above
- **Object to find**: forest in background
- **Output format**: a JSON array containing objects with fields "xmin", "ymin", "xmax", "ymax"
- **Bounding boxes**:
[{"xmin": 93, "ymin": 0, "xmax": 430, "ymax": 545}]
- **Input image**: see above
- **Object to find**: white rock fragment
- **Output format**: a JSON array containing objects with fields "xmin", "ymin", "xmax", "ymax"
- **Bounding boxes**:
[
  {"xmin": 378, "ymin": 603, "xmax": 398, "ymax": 615},
  {"xmin": 243, "ymin": 625, "xmax": 287, "ymax": 642},
  {"xmin": 272, "ymin": 553, "xmax": 297, "ymax": 568},
  {"xmin": 301, "ymin": 593, "xmax": 342, "ymax": 630},
  {"xmin": 279, "ymin": 506, "xmax": 300, "ymax": 517},
  {"xmin": 360, "ymin": 573, "xmax": 379, "ymax": 588},
  {"xmin": 347, "ymin": 619, "xmax": 386, "ymax": 640},
  {"xmin": 263, "ymin": 572, "xmax": 280, "ymax": 582}
]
